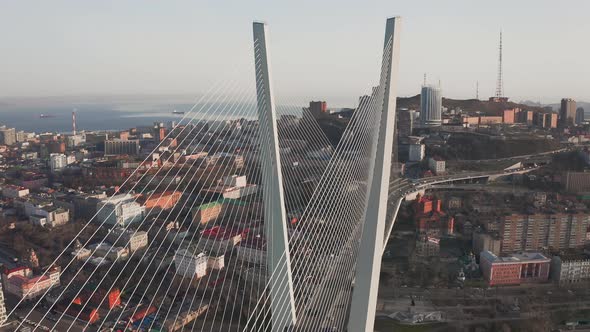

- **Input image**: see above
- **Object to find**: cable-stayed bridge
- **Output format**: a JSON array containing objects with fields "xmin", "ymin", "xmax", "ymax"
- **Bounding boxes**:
[{"xmin": 3, "ymin": 16, "xmax": 538, "ymax": 332}]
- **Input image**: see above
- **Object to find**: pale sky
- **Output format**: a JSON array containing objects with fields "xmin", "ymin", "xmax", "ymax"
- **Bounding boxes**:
[{"xmin": 1, "ymin": 0, "xmax": 589, "ymax": 106}]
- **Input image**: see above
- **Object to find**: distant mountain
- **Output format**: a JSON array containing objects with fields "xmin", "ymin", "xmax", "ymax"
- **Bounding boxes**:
[
  {"xmin": 520, "ymin": 100, "xmax": 590, "ymax": 113},
  {"xmin": 520, "ymin": 100, "xmax": 545, "ymax": 108},
  {"xmin": 576, "ymin": 102, "xmax": 590, "ymax": 113}
]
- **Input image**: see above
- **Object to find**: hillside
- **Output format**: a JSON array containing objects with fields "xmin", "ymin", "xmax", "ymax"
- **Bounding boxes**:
[{"xmin": 397, "ymin": 95, "xmax": 549, "ymax": 116}]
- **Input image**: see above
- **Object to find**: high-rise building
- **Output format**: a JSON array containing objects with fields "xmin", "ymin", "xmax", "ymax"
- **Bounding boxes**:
[
  {"xmin": 564, "ymin": 171, "xmax": 590, "ymax": 193},
  {"xmin": 408, "ymin": 143, "xmax": 425, "ymax": 162},
  {"xmin": 560, "ymin": 98, "xmax": 577, "ymax": 127},
  {"xmin": 153, "ymin": 122, "xmax": 166, "ymax": 142},
  {"xmin": 551, "ymin": 255, "xmax": 590, "ymax": 285},
  {"xmin": 0, "ymin": 126, "xmax": 16, "ymax": 146},
  {"xmin": 420, "ymin": 85, "xmax": 442, "ymax": 126},
  {"xmin": 533, "ymin": 112, "xmax": 547, "ymax": 128},
  {"xmin": 517, "ymin": 110, "xmax": 534, "ymax": 125},
  {"xmin": 545, "ymin": 113, "xmax": 558, "ymax": 129},
  {"xmin": 396, "ymin": 108, "xmax": 415, "ymax": 137},
  {"xmin": 0, "ymin": 283, "xmax": 6, "ymax": 325},
  {"xmin": 309, "ymin": 101, "xmax": 328, "ymax": 117},
  {"xmin": 49, "ymin": 153, "xmax": 67, "ymax": 172},
  {"xmin": 502, "ymin": 109, "xmax": 515, "ymax": 124},
  {"xmin": 534, "ymin": 112, "xmax": 558, "ymax": 129},
  {"xmin": 104, "ymin": 139, "xmax": 140, "ymax": 155},
  {"xmin": 576, "ymin": 107, "xmax": 585, "ymax": 125},
  {"xmin": 500, "ymin": 213, "xmax": 590, "ymax": 253},
  {"xmin": 428, "ymin": 157, "xmax": 445, "ymax": 174},
  {"xmin": 15, "ymin": 130, "xmax": 29, "ymax": 142}
]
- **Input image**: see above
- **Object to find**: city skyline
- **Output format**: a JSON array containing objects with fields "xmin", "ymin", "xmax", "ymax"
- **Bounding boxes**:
[
  {"xmin": 3, "ymin": 8, "xmax": 590, "ymax": 330},
  {"xmin": 1, "ymin": 0, "xmax": 590, "ymax": 106}
]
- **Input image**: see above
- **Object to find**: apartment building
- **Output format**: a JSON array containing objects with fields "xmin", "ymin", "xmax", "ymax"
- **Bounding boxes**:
[
  {"xmin": 551, "ymin": 254, "xmax": 590, "ymax": 285},
  {"xmin": 500, "ymin": 213, "xmax": 590, "ymax": 253}
]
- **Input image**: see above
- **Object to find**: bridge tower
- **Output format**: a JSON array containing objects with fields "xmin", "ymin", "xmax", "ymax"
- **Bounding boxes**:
[
  {"xmin": 252, "ymin": 21, "xmax": 297, "ymax": 331},
  {"xmin": 348, "ymin": 16, "xmax": 402, "ymax": 332}
]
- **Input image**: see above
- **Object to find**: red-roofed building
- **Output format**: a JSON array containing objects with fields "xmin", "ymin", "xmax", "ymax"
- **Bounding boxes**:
[
  {"xmin": 2, "ymin": 266, "xmax": 60, "ymax": 299},
  {"xmin": 140, "ymin": 190, "xmax": 182, "ymax": 212},
  {"xmin": 480, "ymin": 251, "xmax": 550, "ymax": 286},
  {"xmin": 413, "ymin": 195, "xmax": 453, "ymax": 236},
  {"xmin": 414, "ymin": 195, "xmax": 442, "ymax": 215},
  {"xmin": 77, "ymin": 287, "xmax": 121, "ymax": 310},
  {"xmin": 54, "ymin": 300, "xmax": 99, "ymax": 324}
]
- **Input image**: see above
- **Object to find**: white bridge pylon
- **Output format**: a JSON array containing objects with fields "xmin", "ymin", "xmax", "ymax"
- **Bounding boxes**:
[
  {"xmin": 253, "ymin": 21, "xmax": 298, "ymax": 331},
  {"xmin": 252, "ymin": 17, "xmax": 402, "ymax": 332},
  {"xmin": 349, "ymin": 17, "xmax": 402, "ymax": 332}
]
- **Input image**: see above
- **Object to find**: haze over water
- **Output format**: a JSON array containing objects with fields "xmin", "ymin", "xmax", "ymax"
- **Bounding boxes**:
[{"xmin": 0, "ymin": 96, "xmax": 265, "ymax": 133}]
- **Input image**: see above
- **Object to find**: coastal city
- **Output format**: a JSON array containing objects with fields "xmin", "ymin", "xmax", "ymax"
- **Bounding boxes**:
[
  {"xmin": 2, "ymin": 2, "xmax": 590, "ymax": 332},
  {"xmin": 2, "ymin": 86, "xmax": 590, "ymax": 331}
]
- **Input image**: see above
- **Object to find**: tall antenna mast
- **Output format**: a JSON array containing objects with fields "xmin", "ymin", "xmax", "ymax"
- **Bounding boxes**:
[
  {"xmin": 72, "ymin": 110, "xmax": 77, "ymax": 135},
  {"xmin": 423, "ymin": 73, "xmax": 427, "ymax": 86},
  {"xmin": 476, "ymin": 81, "xmax": 479, "ymax": 100},
  {"xmin": 495, "ymin": 30, "xmax": 504, "ymax": 98}
]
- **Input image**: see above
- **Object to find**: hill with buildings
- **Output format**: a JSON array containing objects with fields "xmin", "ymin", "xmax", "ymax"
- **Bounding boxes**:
[{"xmin": 397, "ymin": 94, "xmax": 550, "ymax": 116}]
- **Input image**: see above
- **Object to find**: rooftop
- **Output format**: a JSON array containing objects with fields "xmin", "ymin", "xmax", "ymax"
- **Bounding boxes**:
[
  {"xmin": 201, "ymin": 226, "xmax": 244, "ymax": 240},
  {"xmin": 239, "ymin": 235, "xmax": 266, "ymax": 250},
  {"xmin": 481, "ymin": 250, "xmax": 550, "ymax": 264}
]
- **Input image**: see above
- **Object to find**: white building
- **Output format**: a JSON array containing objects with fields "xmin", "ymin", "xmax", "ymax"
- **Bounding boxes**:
[
  {"xmin": 16, "ymin": 130, "xmax": 32, "ymax": 143},
  {"xmin": 66, "ymin": 154, "xmax": 76, "ymax": 165},
  {"xmin": 29, "ymin": 207, "xmax": 69, "ymax": 228},
  {"xmin": 205, "ymin": 175, "xmax": 258, "ymax": 200},
  {"xmin": 108, "ymin": 228, "xmax": 149, "ymax": 252},
  {"xmin": 551, "ymin": 256, "xmax": 590, "ymax": 284},
  {"xmin": 223, "ymin": 175, "xmax": 247, "ymax": 187},
  {"xmin": 96, "ymin": 194, "xmax": 145, "ymax": 227},
  {"xmin": 408, "ymin": 144, "xmax": 425, "ymax": 162},
  {"xmin": 71, "ymin": 247, "xmax": 92, "ymax": 261},
  {"xmin": 127, "ymin": 231, "xmax": 148, "ymax": 252},
  {"xmin": 221, "ymin": 186, "xmax": 258, "ymax": 200},
  {"xmin": 49, "ymin": 153, "xmax": 67, "ymax": 172},
  {"xmin": 88, "ymin": 242, "xmax": 129, "ymax": 261},
  {"xmin": 207, "ymin": 255, "xmax": 225, "ymax": 270},
  {"xmin": 174, "ymin": 249, "xmax": 208, "ymax": 279},
  {"xmin": 46, "ymin": 207, "xmax": 69, "ymax": 227},
  {"xmin": 428, "ymin": 157, "xmax": 446, "ymax": 174}
]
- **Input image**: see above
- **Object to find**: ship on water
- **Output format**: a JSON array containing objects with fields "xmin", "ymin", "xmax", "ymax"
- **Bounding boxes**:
[
  {"xmin": 39, "ymin": 113, "xmax": 56, "ymax": 118},
  {"xmin": 172, "ymin": 109, "xmax": 185, "ymax": 115}
]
